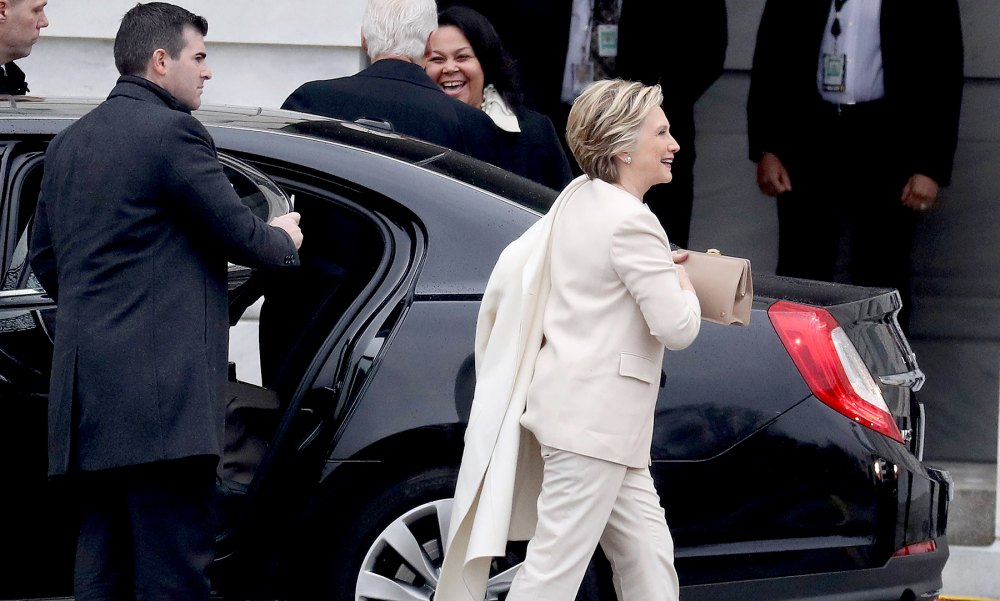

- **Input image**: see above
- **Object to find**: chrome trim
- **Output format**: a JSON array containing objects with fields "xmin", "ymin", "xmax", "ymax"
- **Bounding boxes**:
[
  {"xmin": 879, "ymin": 368, "xmax": 925, "ymax": 391},
  {"xmin": 917, "ymin": 402, "xmax": 926, "ymax": 462},
  {"xmin": 0, "ymin": 287, "xmax": 46, "ymax": 299}
]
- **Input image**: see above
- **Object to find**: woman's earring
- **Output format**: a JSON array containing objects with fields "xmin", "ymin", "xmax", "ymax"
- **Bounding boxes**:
[{"xmin": 624, "ymin": 154, "xmax": 632, "ymax": 165}]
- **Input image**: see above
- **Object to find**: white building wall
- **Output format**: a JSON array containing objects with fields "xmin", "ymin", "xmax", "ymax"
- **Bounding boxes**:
[{"xmin": 16, "ymin": 0, "xmax": 367, "ymax": 109}]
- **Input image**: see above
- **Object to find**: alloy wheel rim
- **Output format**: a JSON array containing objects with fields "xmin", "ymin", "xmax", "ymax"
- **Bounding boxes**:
[{"xmin": 355, "ymin": 498, "xmax": 523, "ymax": 601}]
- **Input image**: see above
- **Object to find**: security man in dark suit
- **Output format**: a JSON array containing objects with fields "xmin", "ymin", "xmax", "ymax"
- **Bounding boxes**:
[
  {"xmin": 748, "ymin": 0, "xmax": 963, "ymax": 329},
  {"xmin": 28, "ymin": 4, "xmax": 303, "ymax": 599},
  {"xmin": 282, "ymin": 0, "xmax": 502, "ymax": 167},
  {"xmin": 0, "ymin": 0, "xmax": 49, "ymax": 95},
  {"xmin": 438, "ymin": 0, "xmax": 728, "ymax": 248}
]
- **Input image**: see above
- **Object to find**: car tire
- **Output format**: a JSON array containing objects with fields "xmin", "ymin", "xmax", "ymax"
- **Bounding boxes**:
[
  {"xmin": 319, "ymin": 466, "xmax": 458, "ymax": 601},
  {"xmin": 315, "ymin": 466, "xmax": 607, "ymax": 601}
]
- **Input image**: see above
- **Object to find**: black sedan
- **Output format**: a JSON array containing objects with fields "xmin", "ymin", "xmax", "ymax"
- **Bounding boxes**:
[{"xmin": 0, "ymin": 98, "xmax": 950, "ymax": 601}]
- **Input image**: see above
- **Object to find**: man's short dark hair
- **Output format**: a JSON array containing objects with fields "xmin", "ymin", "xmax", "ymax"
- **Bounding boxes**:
[{"xmin": 113, "ymin": 2, "xmax": 208, "ymax": 77}]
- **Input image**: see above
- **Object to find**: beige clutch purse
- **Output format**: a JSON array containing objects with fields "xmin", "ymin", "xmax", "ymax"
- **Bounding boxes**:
[{"xmin": 682, "ymin": 249, "xmax": 753, "ymax": 326}]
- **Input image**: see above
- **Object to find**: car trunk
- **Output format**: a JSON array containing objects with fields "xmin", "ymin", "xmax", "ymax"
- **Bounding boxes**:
[{"xmin": 757, "ymin": 273, "xmax": 924, "ymax": 458}]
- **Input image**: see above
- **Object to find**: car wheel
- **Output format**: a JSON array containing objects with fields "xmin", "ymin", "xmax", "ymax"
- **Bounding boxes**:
[{"xmin": 322, "ymin": 467, "xmax": 605, "ymax": 601}]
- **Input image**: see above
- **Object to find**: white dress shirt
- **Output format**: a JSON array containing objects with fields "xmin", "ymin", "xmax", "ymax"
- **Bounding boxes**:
[{"xmin": 817, "ymin": 0, "xmax": 885, "ymax": 104}]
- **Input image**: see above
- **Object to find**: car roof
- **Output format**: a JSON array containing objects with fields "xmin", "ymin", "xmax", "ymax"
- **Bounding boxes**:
[{"xmin": 0, "ymin": 96, "xmax": 557, "ymax": 213}]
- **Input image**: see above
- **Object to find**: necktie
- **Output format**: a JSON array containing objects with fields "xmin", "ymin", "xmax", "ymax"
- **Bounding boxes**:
[
  {"xmin": 590, "ymin": 0, "xmax": 620, "ymax": 80},
  {"xmin": 831, "ymin": 0, "xmax": 848, "ymax": 38}
]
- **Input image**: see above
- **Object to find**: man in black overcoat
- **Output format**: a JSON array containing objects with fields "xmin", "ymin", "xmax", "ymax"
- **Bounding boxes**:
[
  {"xmin": 747, "ymin": 0, "xmax": 963, "ymax": 329},
  {"xmin": 438, "ymin": 0, "xmax": 728, "ymax": 248},
  {"xmin": 0, "ymin": 0, "xmax": 50, "ymax": 95},
  {"xmin": 282, "ymin": 0, "xmax": 502, "ymax": 167},
  {"xmin": 28, "ymin": 4, "xmax": 303, "ymax": 599}
]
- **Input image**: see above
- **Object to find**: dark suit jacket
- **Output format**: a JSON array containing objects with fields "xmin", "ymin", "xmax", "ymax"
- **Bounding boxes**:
[
  {"xmin": 282, "ymin": 59, "xmax": 502, "ymax": 166},
  {"xmin": 30, "ymin": 76, "xmax": 300, "ymax": 476},
  {"xmin": 501, "ymin": 107, "xmax": 573, "ymax": 190},
  {"xmin": 438, "ymin": 0, "xmax": 728, "ymax": 148},
  {"xmin": 0, "ymin": 62, "xmax": 29, "ymax": 95},
  {"xmin": 747, "ymin": 0, "xmax": 964, "ymax": 186}
]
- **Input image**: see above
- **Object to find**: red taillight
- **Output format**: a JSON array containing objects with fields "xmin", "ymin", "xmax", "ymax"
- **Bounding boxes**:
[
  {"xmin": 768, "ymin": 301, "xmax": 905, "ymax": 444},
  {"xmin": 892, "ymin": 539, "xmax": 937, "ymax": 557}
]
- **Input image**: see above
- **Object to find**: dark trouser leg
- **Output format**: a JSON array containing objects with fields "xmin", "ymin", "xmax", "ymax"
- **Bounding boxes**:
[
  {"xmin": 774, "ymin": 100, "xmax": 916, "ymax": 331},
  {"xmin": 775, "ymin": 188, "xmax": 842, "ymax": 281},
  {"xmin": 845, "ymin": 192, "xmax": 917, "ymax": 331},
  {"xmin": 129, "ymin": 456, "xmax": 217, "ymax": 601},
  {"xmin": 74, "ymin": 457, "xmax": 218, "ymax": 601},
  {"xmin": 837, "ymin": 103, "xmax": 915, "ymax": 330},
  {"xmin": 75, "ymin": 473, "xmax": 133, "ymax": 601}
]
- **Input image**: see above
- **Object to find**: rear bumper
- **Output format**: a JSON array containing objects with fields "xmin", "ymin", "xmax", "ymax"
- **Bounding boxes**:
[
  {"xmin": 926, "ymin": 465, "xmax": 954, "ymax": 536},
  {"xmin": 681, "ymin": 535, "xmax": 950, "ymax": 601}
]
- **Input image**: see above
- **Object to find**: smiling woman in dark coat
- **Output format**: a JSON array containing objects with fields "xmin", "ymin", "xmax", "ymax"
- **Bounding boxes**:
[{"xmin": 426, "ymin": 6, "xmax": 573, "ymax": 190}]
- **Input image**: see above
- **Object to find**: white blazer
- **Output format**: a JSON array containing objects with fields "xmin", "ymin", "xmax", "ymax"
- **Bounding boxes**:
[
  {"xmin": 522, "ymin": 177, "xmax": 701, "ymax": 467},
  {"xmin": 436, "ymin": 176, "xmax": 700, "ymax": 601}
]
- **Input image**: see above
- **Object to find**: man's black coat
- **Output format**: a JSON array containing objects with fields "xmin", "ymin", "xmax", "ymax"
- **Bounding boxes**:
[
  {"xmin": 30, "ymin": 76, "xmax": 300, "ymax": 476},
  {"xmin": 282, "ymin": 59, "xmax": 502, "ymax": 166}
]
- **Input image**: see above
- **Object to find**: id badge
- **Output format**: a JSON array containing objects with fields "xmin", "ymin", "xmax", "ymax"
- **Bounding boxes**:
[
  {"xmin": 572, "ymin": 62, "xmax": 595, "ymax": 95},
  {"xmin": 822, "ymin": 53, "xmax": 847, "ymax": 92},
  {"xmin": 597, "ymin": 24, "xmax": 618, "ymax": 57}
]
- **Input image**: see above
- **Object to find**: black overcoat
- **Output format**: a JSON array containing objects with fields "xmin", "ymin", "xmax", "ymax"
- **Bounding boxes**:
[
  {"xmin": 499, "ymin": 107, "xmax": 573, "ymax": 190},
  {"xmin": 282, "ymin": 59, "xmax": 502, "ymax": 167},
  {"xmin": 30, "ymin": 76, "xmax": 300, "ymax": 476}
]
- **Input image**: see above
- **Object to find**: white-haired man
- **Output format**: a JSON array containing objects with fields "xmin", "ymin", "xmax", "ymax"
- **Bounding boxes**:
[
  {"xmin": 0, "ymin": 0, "xmax": 48, "ymax": 94},
  {"xmin": 283, "ymin": 0, "xmax": 501, "ymax": 166}
]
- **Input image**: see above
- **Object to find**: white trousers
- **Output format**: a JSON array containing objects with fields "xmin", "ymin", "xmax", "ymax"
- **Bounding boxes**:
[{"xmin": 506, "ymin": 444, "xmax": 679, "ymax": 601}]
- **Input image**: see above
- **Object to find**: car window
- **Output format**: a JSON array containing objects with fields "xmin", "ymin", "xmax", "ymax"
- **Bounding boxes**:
[
  {"xmin": 1, "ymin": 145, "xmax": 44, "ymax": 293},
  {"xmin": 0, "ymin": 144, "xmax": 55, "ymax": 405},
  {"xmin": 219, "ymin": 154, "xmax": 292, "ymax": 223},
  {"xmin": 0, "ymin": 149, "xmax": 291, "ymax": 295},
  {"xmin": 0, "ymin": 145, "xmax": 294, "ymax": 361}
]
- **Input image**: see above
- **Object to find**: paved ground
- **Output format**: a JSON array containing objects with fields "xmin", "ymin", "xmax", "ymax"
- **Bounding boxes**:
[
  {"xmin": 942, "ymin": 542, "xmax": 1000, "ymax": 598},
  {"xmin": 938, "ymin": 462, "xmax": 999, "ymax": 598}
]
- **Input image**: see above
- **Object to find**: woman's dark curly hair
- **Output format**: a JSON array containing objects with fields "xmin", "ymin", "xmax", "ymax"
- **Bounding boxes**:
[{"xmin": 437, "ymin": 6, "xmax": 523, "ymax": 109}]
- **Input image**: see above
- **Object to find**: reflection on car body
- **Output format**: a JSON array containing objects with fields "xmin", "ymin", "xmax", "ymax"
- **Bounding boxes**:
[{"xmin": 0, "ymin": 99, "xmax": 950, "ymax": 601}]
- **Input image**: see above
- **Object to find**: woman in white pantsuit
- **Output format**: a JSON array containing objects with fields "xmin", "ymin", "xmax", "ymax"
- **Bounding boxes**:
[{"xmin": 437, "ymin": 80, "xmax": 701, "ymax": 601}]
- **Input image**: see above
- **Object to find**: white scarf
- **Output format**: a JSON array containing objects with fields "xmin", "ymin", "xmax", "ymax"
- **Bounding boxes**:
[{"xmin": 481, "ymin": 83, "xmax": 521, "ymax": 133}]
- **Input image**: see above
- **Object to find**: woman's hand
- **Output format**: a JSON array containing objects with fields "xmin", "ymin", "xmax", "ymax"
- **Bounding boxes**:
[{"xmin": 671, "ymin": 250, "xmax": 696, "ymax": 293}]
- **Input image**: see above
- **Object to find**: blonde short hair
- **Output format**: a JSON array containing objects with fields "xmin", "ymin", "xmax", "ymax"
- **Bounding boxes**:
[{"xmin": 566, "ymin": 79, "xmax": 664, "ymax": 183}]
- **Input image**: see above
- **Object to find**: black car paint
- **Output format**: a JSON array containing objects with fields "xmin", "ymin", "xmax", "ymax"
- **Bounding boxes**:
[{"xmin": 0, "ymin": 100, "xmax": 949, "ymax": 600}]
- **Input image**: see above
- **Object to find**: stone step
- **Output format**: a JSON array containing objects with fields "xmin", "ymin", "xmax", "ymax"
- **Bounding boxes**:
[
  {"xmin": 933, "ymin": 463, "xmax": 999, "ymax": 598},
  {"xmin": 932, "ymin": 462, "xmax": 998, "ymax": 546}
]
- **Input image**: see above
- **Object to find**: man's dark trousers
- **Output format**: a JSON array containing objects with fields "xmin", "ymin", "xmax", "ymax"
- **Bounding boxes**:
[
  {"xmin": 775, "ymin": 99, "xmax": 918, "ymax": 328},
  {"xmin": 73, "ymin": 457, "xmax": 217, "ymax": 601}
]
